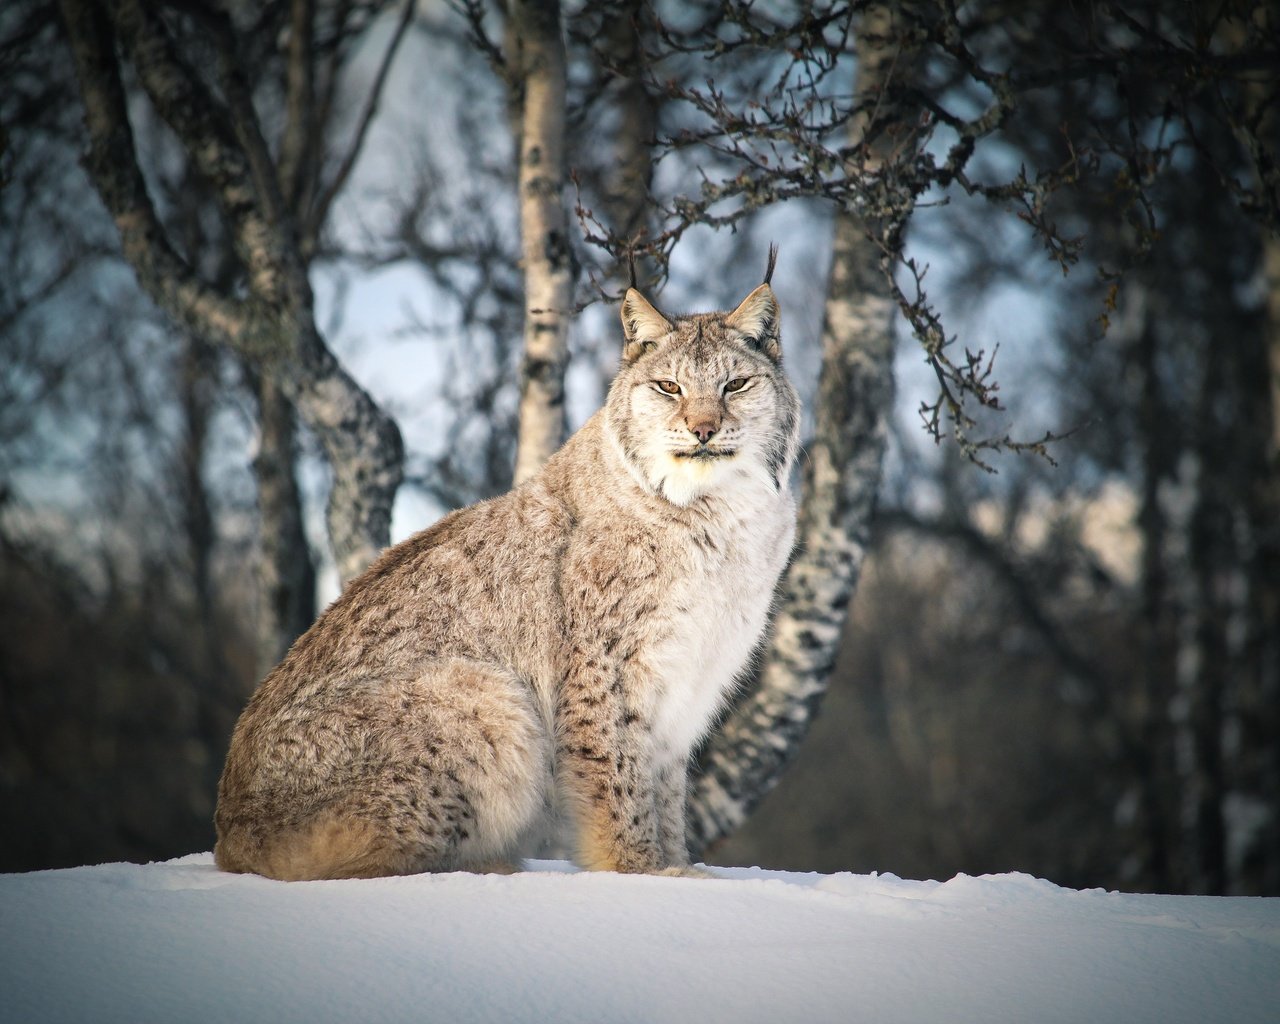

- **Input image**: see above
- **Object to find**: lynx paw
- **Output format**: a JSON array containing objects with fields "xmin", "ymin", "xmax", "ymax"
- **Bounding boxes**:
[
  {"xmin": 657, "ymin": 864, "xmax": 717, "ymax": 879},
  {"xmin": 465, "ymin": 858, "xmax": 523, "ymax": 875}
]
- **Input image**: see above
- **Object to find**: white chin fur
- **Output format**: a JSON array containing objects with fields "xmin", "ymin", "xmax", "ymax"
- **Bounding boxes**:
[
  {"xmin": 611, "ymin": 432, "xmax": 772, "ymax": 507},
  {"xmin": 655, "ymin": 452, "xmax": 779, "ymax": 506},
  {"xmin": 657, "ymin": 455, "xmax": 726, "ymax": 506}
]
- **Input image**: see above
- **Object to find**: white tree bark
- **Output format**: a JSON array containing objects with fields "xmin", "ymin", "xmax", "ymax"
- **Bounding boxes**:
[
  {"xmin": 688, "ymin": 3, "xmax": 905, "ymax": 854},
  {"xmin": 58, "ymin": 0, "xmax": 404, "ymax": 586},
  {"xmin": 511, "ymin": 0, "xmax": 574, "ymax": 484}
]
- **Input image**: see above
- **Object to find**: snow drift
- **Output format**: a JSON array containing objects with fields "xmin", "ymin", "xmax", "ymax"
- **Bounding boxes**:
[{"xmin": 2, "ymin": 854, "xmax": 1277, "ymax": 1024}]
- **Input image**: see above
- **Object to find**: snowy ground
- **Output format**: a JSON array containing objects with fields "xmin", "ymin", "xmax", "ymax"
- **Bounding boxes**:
[{"xmin": 2, "ymin": 854, "xmax": 1278, "ymax": 1024}]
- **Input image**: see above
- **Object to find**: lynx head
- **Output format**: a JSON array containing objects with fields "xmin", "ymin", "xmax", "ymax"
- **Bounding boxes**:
[{"xmin": 604, "ymin": 251, "xmax": 801, "ymax": 507}]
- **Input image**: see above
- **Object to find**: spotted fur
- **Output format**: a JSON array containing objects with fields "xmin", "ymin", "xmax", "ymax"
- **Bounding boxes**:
[{"xmin": 214, "ymin": 279, "xmax": 800, "ymax": 879}]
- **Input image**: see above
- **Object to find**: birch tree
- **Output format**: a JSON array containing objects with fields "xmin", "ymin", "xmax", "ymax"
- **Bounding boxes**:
[
  {"xmin": 688, "ymin": 2, "xmax": 904, "ymax": 850},
  {"xmin": 568, "ymin": 0, "xmax": 1280, "ymax": 873},
  {"xmin": 1253, "ymin": 224, "xmax": 1280, "ymax": 894},
  {"xmin": 1235, "ymin": 4, "xmax": 1280, "ymax": 894},
  {"xmin": 11, "ymin": 0, "xmax": 1279, "ymax": 886},
  {"xmin": 55, "ymin": 0, "xmax": 409, "ymax": 599},
  {"xmin": 510, "ymin": 0, "xmax": 575, "ymax": 484}
]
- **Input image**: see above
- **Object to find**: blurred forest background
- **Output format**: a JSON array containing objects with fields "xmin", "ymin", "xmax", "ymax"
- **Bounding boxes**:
[{"xmin": 2, "ymin": 0, "xmax": 1277, "ymax": 896}]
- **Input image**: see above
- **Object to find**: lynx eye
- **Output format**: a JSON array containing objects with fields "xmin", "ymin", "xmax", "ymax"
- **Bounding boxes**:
[
  {"xmin": 655, "ymin": 379, "xmax": 681, "ymax": 395},
  {"xmin": 724, "ymin": 377, "xmax": 750, "ymax": 393}
]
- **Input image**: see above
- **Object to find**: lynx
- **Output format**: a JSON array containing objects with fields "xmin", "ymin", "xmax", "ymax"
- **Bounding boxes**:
[{"xmin": 214, "ymin": 255, "xmax": 800, "ymax": 880}]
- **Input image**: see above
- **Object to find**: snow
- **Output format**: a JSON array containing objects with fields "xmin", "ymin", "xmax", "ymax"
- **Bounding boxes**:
[{"xmin": 2, "ymin": 856, "xmax": 1277, "ymax": 1024}]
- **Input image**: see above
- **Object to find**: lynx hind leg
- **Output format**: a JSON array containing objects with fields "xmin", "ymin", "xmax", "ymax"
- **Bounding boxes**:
[{"xmin": 216, "ymin": 659, "xmax": 551, "ymax": 880}]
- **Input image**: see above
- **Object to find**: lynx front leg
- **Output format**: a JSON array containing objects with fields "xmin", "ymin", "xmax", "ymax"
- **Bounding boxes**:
[
  {"xmin": 557, "ymin": 665, "xmax": 663, "ymax": 873},
  {"xmin": 654, "ymin": 759, "xmax": 691, "ymax": 867},
  {"xmin": 650, "ymin": 758, "xmax": 715, "ymax": 878}
]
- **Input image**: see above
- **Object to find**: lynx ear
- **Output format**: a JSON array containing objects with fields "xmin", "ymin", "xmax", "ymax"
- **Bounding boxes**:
[
  {"xmin": 726, "ymin": 283, "xmax": 781, "ymax": 362},
  {"xmin": 620, "ymin": 288, "xmax": 673, "ymax": 363}
]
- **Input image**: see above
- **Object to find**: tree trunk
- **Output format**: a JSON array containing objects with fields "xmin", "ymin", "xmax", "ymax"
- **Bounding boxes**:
[
  {"xmin": 599, "ymin": 0, "xmax": 656, "ymax": 249},
  {"xmin": 177, "ymin": 319, "xmax": 218, "ymax": 632},
  {"xmin": 1235, "ymin": 6, "xmax": 1280, "ymax": 894},
  {"xmin": 57, "ymin": 0, "xmax": 403, "ymax": 584},
  {"xmin": 175, "ymin": 329, "xmax": 239, "ymax": 691},
  {"xmin": 688, "ymin": 3, "xmax": 904, "ymax": 855},
  {"xmin": 1236, "ymin": 226, "xmax": 1280, "ymax": 894},
  {"xmin": 510, "ymin": 0, "xmax": 573, "ymax": 484},
  {"xmin": 248, "ymin": 369, "xmax": 316, "ymax": 671},
  {"xmin": 1131, "ymin": 295, "xmax": 1177, "ymax": 892},
  {"xmin": 1255, "ymin": 235, "xmax": 1280, "ymax": 894},
  {"xmin": 1174, "ymin": 357, "xmax": 1229, "ymax": 895}
]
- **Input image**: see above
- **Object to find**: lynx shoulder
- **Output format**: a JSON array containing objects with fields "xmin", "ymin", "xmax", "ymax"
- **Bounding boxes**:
[{"xmin": 214, "ymin": 259, "xmax": 801, "ymax": 880}]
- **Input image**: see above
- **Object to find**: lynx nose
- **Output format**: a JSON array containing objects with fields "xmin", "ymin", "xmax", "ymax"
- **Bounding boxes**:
[{"xmin": 688, "ymin": 421, "xmax": 718, "ymax": 444}]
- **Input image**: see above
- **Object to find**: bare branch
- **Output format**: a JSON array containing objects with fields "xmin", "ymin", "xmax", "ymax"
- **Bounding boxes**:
[
  {"xmin": 111, "ymin": 0, "xmax": 289, "ymax": 299},
  {"xmin": 277, "ymin": 0, "xmax": 317, "ymax": 212},
  {"xmin": 305, "ymin": 0, "xmax": 415, "ymax": 249},
  {"xmin": 688, "ymin": 1, "xmax": 901, "ymax": 851},
  {"xmin": 56, "ymin": 0, "xmax": 247, "ymax": 348}
]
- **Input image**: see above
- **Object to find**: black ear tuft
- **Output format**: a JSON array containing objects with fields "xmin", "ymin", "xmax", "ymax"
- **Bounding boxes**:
[
  {"xmin": 763, "ymin": 243, "xmax": 778, "ymax": 285},
  {"xmin": 725, "ymin": 283, "xmax": 782, "ymax": 363},
  {"xmin": 620, "ymin": 288, "xmax": 674, "ymax": 363},
  {"xmin": 628, "ymin": 252, "xmax": 638, "ymax": 290}
]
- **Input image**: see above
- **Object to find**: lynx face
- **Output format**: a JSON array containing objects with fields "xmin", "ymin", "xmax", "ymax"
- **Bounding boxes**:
[{"xmin": 606, "ymin": 285, "xmax": 801, "ymax": 506}]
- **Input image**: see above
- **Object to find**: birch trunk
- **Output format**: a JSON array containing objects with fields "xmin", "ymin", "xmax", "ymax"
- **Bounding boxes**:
[
  {"xmin": 1174, "ymin": 409, "xmax": 1228, "ymax": 895},
  {"xmin": 177, "ymin": 331, "xmax": 226, "ymax": 677},
  {"xmin": 249, "ymin": 370, "xmax": 316, "ymax": 671},
  {"xmin": 1258, "ymin": 233, "xmax": 1280, "ymax": 892},
  {"xmin": 1239, "ymin": 7, "xmax": 1280, "ymax": 890},
  {"xmin": 1132, "ymin": 297, "xmax": 1177, "ymax": 891},
  {"xmin": 511, "ymin": 0, "xmax": 573, "ymax": 484},
  {"xmin": 58, "ymin": 0, "xmax": 403, "ymax": 585},
  {"xmin": 600, "ymin": 0, "xmax": 656, "ymax": 248},
  {"xmin": 688, "ymin": 4, "xmax": 903, "ymax": 855},
  {"xmin": 1237, "ymin": 228, "xmax": 1280, "ymax": 894}
]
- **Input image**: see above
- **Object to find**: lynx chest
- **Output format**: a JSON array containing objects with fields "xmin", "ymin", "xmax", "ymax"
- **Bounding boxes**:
[{"xmin": 642, "ymin": 486, "xmax": 796, "ymax": 764}]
